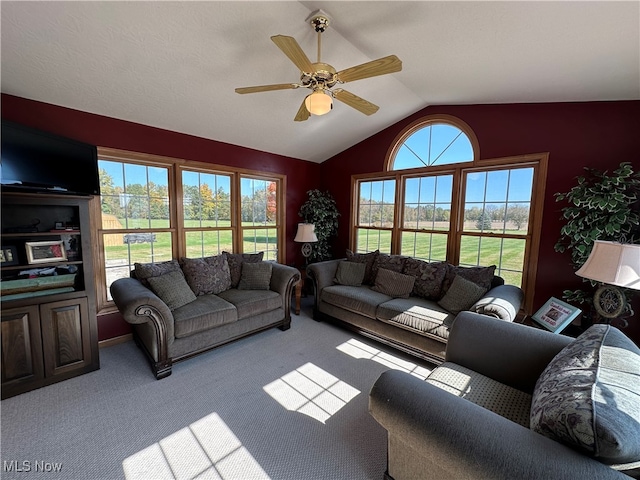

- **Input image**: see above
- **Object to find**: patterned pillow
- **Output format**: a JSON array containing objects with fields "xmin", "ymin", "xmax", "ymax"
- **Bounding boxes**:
[
  {"xmin": 334, "ymin": 261, "xmax": 366, "ymax": 286},
  {"xmin": 180, "ymin": 255, "xmax": 231, "ymax": 296},
  {"xmin": 371, "ymin": 268, "xmax": 415, "ymax": 298},
  {"xmin": 530, "ymin": 324, "xmax": 640, "ymax": 464},
  {"xmin": 223, "ymin": 252, "xmax": 264, "ymax": 288},
  {"xmin": 371, "ymin": 253, "xmax": 407, "ymax": 282},
  {"xmin": 441, "ymin": 264, "xmax": 496, "ymax": 295},
  {"xmin": 147, "ymin": 269, "xmax": 196, "ymax": 310},
  {"xmin": 346, "ymin": 249, "xmax": 379, "ymax": 285},
  {"xmin": 134, "ymin": 260, "xmax": 181, "ymax": 287},
  {"xmin": 238, "ymin": 262, "xmax": 273, "ymax": 290},
  {"xmin": 438, "ymin": 275, "xmax": 488, "ymax": 317},
  {"xmin": 403, "ymin": 258, "xmax": 448, "ymax": 300}
]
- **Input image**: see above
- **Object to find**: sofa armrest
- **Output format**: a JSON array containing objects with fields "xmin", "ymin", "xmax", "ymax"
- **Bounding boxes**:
[
  {"xmin": 369, "ymin": 370, "xmax": 626, "ymax": 480},
  {"xmin": 306, "ymin": 259, "xmax": 343, "ymax": 305},
  {"xmin": 110, "ymin": 277, "xmax": 175, "ymax": 342},
  {"xmin": 471, "ymin": 284, "xmax": 524, "ymax": 322},
  {"xmin": 270, "ymin": 263, "xmax": 300, "ymax": 314},
  {"xmin": 445, "ymin": 311, "xmax": 572, "ymax": 393}
]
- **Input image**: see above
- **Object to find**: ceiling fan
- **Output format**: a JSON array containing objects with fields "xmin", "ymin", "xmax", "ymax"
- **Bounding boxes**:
[{"xmin": 235, "ymin": 10, "xmax": 402, "ymax": 122}]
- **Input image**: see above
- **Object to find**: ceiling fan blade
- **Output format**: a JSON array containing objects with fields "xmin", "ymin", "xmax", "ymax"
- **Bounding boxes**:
[
  {"xmin": 333, "ymin": 89, "xmax": 379, "ymax": 116},
  {"xmin": 294, "ymin": 99, "xmax": 310, "ymax": 122},
  {"xmin": 271, "ymin": 35, "xmax": 314, "ymax": 73},
  {"xmin": 336, "ymin": 55, "xmax": 402, "ymax": 83},
  {"xmin": 235, "ymin": 83, "xmax": 299, "ymax": 94}
]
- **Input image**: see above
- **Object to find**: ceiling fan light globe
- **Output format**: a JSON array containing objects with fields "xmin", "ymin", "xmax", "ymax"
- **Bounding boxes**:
[{"xmin": 305, "ymin": 91, "xmax": 332, "ymax": 116}]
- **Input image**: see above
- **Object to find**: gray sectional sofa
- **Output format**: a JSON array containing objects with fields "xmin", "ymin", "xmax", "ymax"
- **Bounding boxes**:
[
  {"xmin": 370, "ymin": 312, "xmax": 640, "ymax": 479},
  {"xmin": 110, "ymin": 253, "xmax": 299, "ymax": 379},
  {"xmin": 307, "ymin": 251, "xmax": 524, "ymax": 363}
]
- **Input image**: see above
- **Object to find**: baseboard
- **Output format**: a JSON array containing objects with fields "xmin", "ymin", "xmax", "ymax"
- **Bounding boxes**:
[{"xmin": 98, "ymin": 333, "xmax": 133, "ymax": 348}]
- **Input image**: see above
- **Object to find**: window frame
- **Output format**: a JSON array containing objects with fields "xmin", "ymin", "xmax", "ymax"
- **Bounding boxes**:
[{"xmin": 93, "ymin": 147, "xmax": 285, "ymax": 313}]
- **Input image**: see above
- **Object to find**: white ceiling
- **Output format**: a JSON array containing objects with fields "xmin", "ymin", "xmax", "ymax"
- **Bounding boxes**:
[{"xmin": 2, "ymin": 1, "xmax": 638, "ymax": 163}]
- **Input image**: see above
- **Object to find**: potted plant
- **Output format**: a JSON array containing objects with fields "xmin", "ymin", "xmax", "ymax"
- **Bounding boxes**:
[
  {"xmin": 554, "ymin": 161, "xmax": 640, "ymax": 323},
  {"xmin": 298, "ymin": 189, "xmax": 340, "ymax": 263}
]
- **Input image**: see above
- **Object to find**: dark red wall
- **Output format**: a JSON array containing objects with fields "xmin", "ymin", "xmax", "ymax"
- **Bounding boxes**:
[
  {"xmin": 1, "ymin": 93, "xmax": 320, "ymax": 340},
  {"xmin": 321, "ymin": 101, "xmax": 640, "ymax": 343}
]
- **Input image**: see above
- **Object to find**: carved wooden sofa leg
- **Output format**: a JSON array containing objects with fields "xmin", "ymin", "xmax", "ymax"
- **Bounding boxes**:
[{"xmin": 153, "ymin": 359, "xmax": 172, "ymax": 379}]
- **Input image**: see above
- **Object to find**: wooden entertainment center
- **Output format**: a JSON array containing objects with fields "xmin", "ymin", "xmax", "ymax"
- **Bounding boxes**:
[{"xmin": 1, "ymin": 192, "xmax": 99, "ymax": 399}]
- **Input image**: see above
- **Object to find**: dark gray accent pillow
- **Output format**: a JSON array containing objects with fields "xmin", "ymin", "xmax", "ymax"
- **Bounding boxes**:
[
  {"xmin": 530, "ymin": 324, "xmax": 640, "ymax": 464},
  {"xmin": 438, "ymin": 275, "xmax": 488, "ymax": 316},
  {"xmin": 371, "ymin": 253, "xmax": 408, "ymax": 281},
  {"xmin": 180, "ymin": 255, "xmax": 231, "ymax": 296},
  {"xmin": 238, "ymin": 262, "xmax": 273, "ymax": 290},
  {"xmin": 223, "ymin": 252, "xmax": 264, "ymax": 288},
  {"xmin": 371, "ymin": 268, "xmax": 415, "ymax": 299},
  {"xmin": 403, "ymin": 258, "xmax": 448, "ymax": 300},
  {"xmin": 147, "ymin": 269, "xmax": 196, "ymax": 310},
  {"xmin": 334, "ymin": 261, "xmax": 366, "ymax": 286},
  {"xmin": 442, "ymin": 264, "xmax": 496, "ymax": 295},
  {"xmin": 134, "ymin": 260, "xmax": 181, "ymax": 287},
  {"xmin": 346, "ymin": 249, "xmax": 379, "ymax": 285}
]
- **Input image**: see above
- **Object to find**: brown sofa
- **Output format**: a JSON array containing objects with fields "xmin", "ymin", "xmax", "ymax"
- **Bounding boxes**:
[
  {"xmin": 307, "ymin": 252, "xmax": 524, "ymax": 364},
  {"xmin": 111, "ymin": 254, "xmax": 299, "ymax": 378}
]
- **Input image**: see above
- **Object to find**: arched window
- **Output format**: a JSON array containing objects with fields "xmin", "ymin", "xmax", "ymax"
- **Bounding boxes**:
[{"xmin": 388, "ymin": 115, "xmax": 479, "ymax": 171}]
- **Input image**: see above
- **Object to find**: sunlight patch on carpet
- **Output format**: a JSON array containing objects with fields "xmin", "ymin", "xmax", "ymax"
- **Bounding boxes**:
[
  {"xmin": 336, "ymin": 338, "xmax": 432, "ymax": 380},
  {"xmin": 122, "ymin": 412, "xmax": 270, "ymax": 480},
  {"xmin": 263, "ymin": 362, "xmax": 360, "ymax": 424}
]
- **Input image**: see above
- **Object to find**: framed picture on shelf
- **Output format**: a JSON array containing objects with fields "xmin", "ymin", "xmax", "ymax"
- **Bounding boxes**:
[
  {"xmin": 532, "ymin": 297, "xmax": 581, "ymax": 334},
  {"xmin": 25, "ymin": 241, "xmax": 68, "ymax": 264},
  {"xmin": 0, "ymin": 245, "xmax": 19, "ymax": 266}
]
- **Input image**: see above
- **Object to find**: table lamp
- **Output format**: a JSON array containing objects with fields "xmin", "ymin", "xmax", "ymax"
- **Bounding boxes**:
[
  {"xmin": 575, "ymin": 240, "xmax": 640, "ymax": 320},
  {"xmin": 294, "ymin": 223, "xmax": 318, "ymax": 261}
]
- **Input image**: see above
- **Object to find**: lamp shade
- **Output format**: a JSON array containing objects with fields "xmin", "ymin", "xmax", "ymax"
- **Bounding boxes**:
[
  {"xmin": 575, "ymin": 240, "xmax": 640, "ymax": 290},
  {"xmin": 294, "ymin": 223, "xmax": 318, "ymax": 243},
  {"xmin": 304, "ymin": 90, "xmax": 332, "ymax": 116}
]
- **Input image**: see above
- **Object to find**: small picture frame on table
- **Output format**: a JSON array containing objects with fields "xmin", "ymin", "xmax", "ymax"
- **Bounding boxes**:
[
  {"xmin": 0, "ymin": 245, "xmax": 19, "ymax": 266},
  {"xmin": 532, "ymin": 297, "xmax": 581, "ymax": 334},
  {"xmin": 25, "ymin": 241, "xmax": 68, "ymax": 264}
]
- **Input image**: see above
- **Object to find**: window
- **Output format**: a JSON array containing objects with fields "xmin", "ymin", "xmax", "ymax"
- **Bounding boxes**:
[
  {"xmin": 95, "ymin": 148, "xmax": 284, "ymax": 310},
  {"xmin": 352, "ymin": 115, "xmax": 547, "ymax": 314}
]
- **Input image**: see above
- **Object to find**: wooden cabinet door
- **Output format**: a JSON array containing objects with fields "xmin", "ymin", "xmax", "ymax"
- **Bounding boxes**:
[
  {"xmin": 1, "ymin": 305, "xmax": 45, "ymax": 398},
  {"xmin": 40, "ymin": 297, "xmax": 92, "ymax": 378}
]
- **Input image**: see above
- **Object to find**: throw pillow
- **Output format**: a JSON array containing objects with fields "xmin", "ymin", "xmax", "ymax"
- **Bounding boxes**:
[
  {"xmin": 371, "ymin": 268, "xmax": 415, "ymax": 298},
  {"xmin": 180, "ymin": 255, "xmax": 231, "ymax": 296},
  {"xmin": 371, "ymin": 253, "xmax": 408, "ymax": 281},
  {"xmin": 346, "ymin": 249, "xmax": 379, "ymax": 285},
  {"xmin": 438, "ymin": 275, "xmax": 488, "ymax": 316},
  {"xmin": 403, "ymin": 258, "xmax": 448, "ymax": 300},
  {"xmin": 223, "ymin": 252, "xmax": 264, "ymax": 288},
  {"xmin": 530, "ymin": 324, "xmax": 640, "ymax": 464},
  {"xmin": 441, "ymin": 264, "xmax": 496, "ymax": 295},
  {"xmin": 134, "ymin": 260, "xmax": 181, "ymax": 287},
  {"xmin": 147, "ymin": 269, "xmax": 196, "ymax": 310},
  {"xmin": 334, "ymin": 261, "xmax": 366, "ymax": 286},
  {"xmin": 238, "ymin": 262, "xmax": 273, "ymax": 290}
]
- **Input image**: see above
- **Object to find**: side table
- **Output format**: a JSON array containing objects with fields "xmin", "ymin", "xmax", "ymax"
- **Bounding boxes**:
[{"xmin": 294, "ymin": 267, "xmax": 307, "ymax": 315}]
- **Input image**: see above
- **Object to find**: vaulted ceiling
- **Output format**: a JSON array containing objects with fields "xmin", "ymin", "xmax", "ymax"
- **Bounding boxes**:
[{"xmin": 2, "ymin": 1, "xmax": 638, "ymax": 163}]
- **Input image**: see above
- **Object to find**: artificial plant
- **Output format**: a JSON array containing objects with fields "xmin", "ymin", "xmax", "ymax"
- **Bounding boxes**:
[
  {"xmin": 298, "ymin": 189, "xmax": 340, "ymax": 263},
  {"xmin": 554, "ymin": 161, "xmax": 640, "ymax": 318}
]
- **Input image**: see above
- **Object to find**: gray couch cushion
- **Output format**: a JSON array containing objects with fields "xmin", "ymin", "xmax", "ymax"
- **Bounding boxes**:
[
  {"xmin": 147, "ymin": 269, "xmax": 196, "ymax": 310},
  {"xmin": 180, "ymin": 255, "xmax": 232, "ymax": 295},
  {"xmin": 371, "ymin": 253, "xmax": 408, "ymax": 280},
  {"xmin": 530, "ymin": 324, "xmax": 640, "ymax": 464},
  {"xmin": 346, "ymin": 249, "xmax": 379, "ymax": 285},
  {"xmin": 134, "ymin": 259, "xmax": 181, "ymax": 287},
  {"xmin": 172, "ymin": 294, "xmax": 237, "ymax": 338},
  {"xmin": 426, "ymin": 362, "xmax": 533, "ymax": 427},
  {"xmin": 217, "ymin": 288, "xmax": 282, "ymax": 320},
  {"xmin": 321, "ymin": 285, "xmax": 391, "ymax": 319},
  {"xmin": 334, "ymin": 261, "xmax": 366, "ymax": 286},
  {"xmin": 372, "ymin": 268, "xmax": 415, "ymax": 298},
  {"xmin": 238, "ymin": 262, "xmax": 272, "ymax": 290},
  {"xmin": 442, "ymin": 264, "xmax": 496, "ymax": 294},
  {"xmin": 438, "ymin": 275, "xmax": 488, "ymax": 315},
  {"xmin": 376, "ymin": 297, "xmax": 453, "ymax": 340},
  {"xmin": 223, "ymin": 252, "xmax": 264, "ymax": 288}
]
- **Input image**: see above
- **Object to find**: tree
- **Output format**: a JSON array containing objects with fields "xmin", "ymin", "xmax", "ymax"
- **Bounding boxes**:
[{"xmin": 475, "ymin": 211, "xmax": 492, "ymax": 231}]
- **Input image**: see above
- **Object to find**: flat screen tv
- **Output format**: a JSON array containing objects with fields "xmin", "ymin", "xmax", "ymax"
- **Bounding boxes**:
[{"xmin": 1, "ymin": 120, "xmax": 100, "ymax": 196}]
